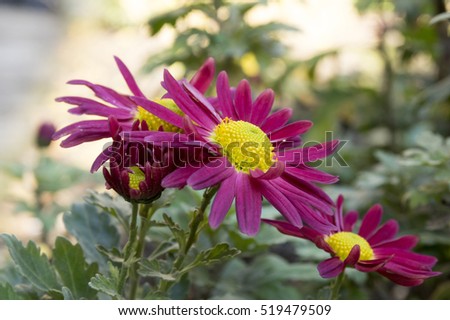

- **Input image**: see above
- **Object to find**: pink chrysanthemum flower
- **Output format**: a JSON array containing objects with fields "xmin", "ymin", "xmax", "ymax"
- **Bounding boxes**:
[
  {"xmin": 263, "ymin": 195, "xmax": 441, "ymax": 286},
  {"xmin": 130, "ymin": 68, "xmax": 340, "ymax": 236},
  {"xmin": 53, "ymin": 56, "xmax": 215, "ymax": 148}
]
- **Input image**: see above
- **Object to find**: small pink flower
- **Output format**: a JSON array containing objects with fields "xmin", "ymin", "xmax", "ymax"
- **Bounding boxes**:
[{"xmin": 263, "ymin": 195, "xmax": 441, "ymax": 286}]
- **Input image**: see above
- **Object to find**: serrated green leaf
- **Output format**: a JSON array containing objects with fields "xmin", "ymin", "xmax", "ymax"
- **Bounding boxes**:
[
  {"xmin": 138, "ymin": 260, "xmax": 176, "ymax": 281},
  {"xmin": 53, "ymin": 237, "xmax": 98, "ymax": 299},
  {"xmin": 162, "ymin": 214, "xmax": 186, "ymax": 249},
  {"xmin": 89, "ymin": 263, "xmax": 121, "ymax": 298},
  {"xmin": 63, "ymin": 203, "xmax": 120, "ymax": 269},
  {"xmin": 0, "ymin": 234, "xmax": 60, "ymax": 292},
  {"xmin": 0, "ymin": 283, "xmax": 23, "ymax": 299},
  {"xmin": 181, "ymin": 243, "xmax": 240, "ymax": 273},
  {"xmin": 97, "ymin": 245, "xmax": 123, "ymax": 263},
  {"xmin": 148, "ymin": 241, "xmax": 178, "ymax": 261}
]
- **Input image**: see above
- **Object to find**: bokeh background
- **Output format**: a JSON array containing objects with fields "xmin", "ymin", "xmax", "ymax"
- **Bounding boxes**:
[{"xmin": 0, "ymin": 0, "xmax": 449, "ymax": 299}]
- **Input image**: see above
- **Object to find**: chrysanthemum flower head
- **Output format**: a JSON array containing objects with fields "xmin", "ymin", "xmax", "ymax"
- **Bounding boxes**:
[
  {"xmin": 53, "ymin": 56, "xmax": 215, "ymax": 148},
  {"xmin": 130, "ymin": 67, "xmax": 340, "ymax": 236},
  {"xmin": 99, "ymin": 117, "xmax": 176, "ymax": 204},
  {"xmin": 263, "ymin": 195, "xmax": 441, "ymax": 286}
]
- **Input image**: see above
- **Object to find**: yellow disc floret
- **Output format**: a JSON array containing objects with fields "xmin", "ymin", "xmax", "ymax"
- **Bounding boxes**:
[
  {"xmin": 135, "ymin": 98, "xmax": 183, "ymax": 132},
  {"xmin": 210, "ymin": 118, "xmax": 275, "ymax": 173},
  {"xmin": 325, "ymin": 232, "xmax": 374, "ymax": 261},
  {"xmin": 128, "ymin": 166, "xmax": 145, "ymax": 191}
]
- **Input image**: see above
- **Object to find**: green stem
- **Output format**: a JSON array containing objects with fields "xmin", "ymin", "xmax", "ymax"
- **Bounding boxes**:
[
  {"xmin": 129, "ymin": 204, "xmax": 154, "ymax": 300},
  {"xmin": 117, "ymin": 202, "xmax": 140, "ymax": 296},
  {"xmin": 159, "ymin": 186, "xmax": 218, "ymax": 293},
  {"xmin": 329, "ymin": 271, "xmax": 346, "ymax": 300}
]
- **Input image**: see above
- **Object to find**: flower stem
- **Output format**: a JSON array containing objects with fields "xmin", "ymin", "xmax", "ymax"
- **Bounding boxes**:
[
  {"xmin": 159, "ymin": 186, "xmax": 218, "ymax": 293},
  {"xmin": 117, "ymin": 201, "xmax": 139, "ymax": 296},
  {"xmin": 329, "ymin": 271, "xmax": 346, "ymax": 300},
  {"xmin": 129, "ymin": 203, "xmax": 154, "ymax": 300}
]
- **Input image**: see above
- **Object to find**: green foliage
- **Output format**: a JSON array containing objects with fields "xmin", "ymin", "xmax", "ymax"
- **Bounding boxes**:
[
  {"xmin": 144, "ymin": 0, "xmax": 297, "ymax": 87},
  {"xmin": 181, "ymin": 243, "xmax": 240, "ymax": 273},
  {"xmin": 0, "ymin": 234, "xmax": 60, "ymax": 293},
  {"xmin": 53, "ymin": 237, "xmax": 99, "ymax": 299},
  {"xmin": 0, "ymin": 283, "xmax": 23, "ymax": 299},
  {"xmin": 63, "ymin": 202, "xmax": 121, "ymax": 269},
  {"xmin": 89, "ymin": 262, "xmax": 122, "ymax": 299},
  {"xmin": 138, "ymin": 260, "xmax": 177, "ymax": 281}
]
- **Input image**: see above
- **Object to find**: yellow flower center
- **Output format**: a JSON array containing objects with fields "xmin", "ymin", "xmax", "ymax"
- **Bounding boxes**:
[
  {"xmin": 325, "ymin": 232, "xmax": 374, "ymax": 261},
  {"xmin": 210, "ymin": 118, "xmax": 275, "ymax": 173},
  {"xmin": 135, "ymin": 98, "xmax": 183, "ymax": 132},
  {"xmin": 128, "ymin": 166, "xmax": 145, "ymax": 191}
]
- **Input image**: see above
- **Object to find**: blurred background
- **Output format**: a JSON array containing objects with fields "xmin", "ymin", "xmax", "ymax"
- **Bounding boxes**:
[{"xmin": 0, "ymin": 0, "xmax": 449, "ymax": 299}]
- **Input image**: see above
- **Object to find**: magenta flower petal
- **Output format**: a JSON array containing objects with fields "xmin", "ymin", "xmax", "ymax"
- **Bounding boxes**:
[
  {"xmin": 68, "ymin": 80, "xmax": 134, "ymax": 109},
  {"xmin": 250, "ymin": 161, "xmax": 285, "ymax": 180},
  {"xmin": 269, "ymin": 121, "xmax": 313, "ymax": 142},
  {"xmin": 163, "ymin": 70, "xmax": 219, "ymax": 130},
  {"xmin": 131, "ymin": 96, "xmax": 184, "ymax": 128},
  {"xmin": 343, "ymin": 211, "xmax": 359, "ymax": 232},
  {"xmin": 114, "ymin": 56, "xmax": 145, "ymax": 98},
  {"xmin": 344, "ymin": 245, "xmax": 361, "ymax": 266},
  {"xmin": 377, "ymin": 271, "xmax": 426, "ymax": 287},
  {"xmin": 209, "ymin": 174, "xmax": 236, "ymax": 229},
  {"xmin": 258, "ymin": 180, "xmax": 303, "ymax": 227},
  {"xmin": 260, "ymin": 107, "xmax": 293, "ymax": 132},
  {"xmin": 234, "ymin": 79, "xmax": 253, "ymax": 121},
  {"xmin": 335, "ymin": 195, "xmax": 345, "ymax": 231},
  {"xmin": 216, "ymin": 71, "xmax": 237, "ymax": 119},
  {"xmin": 189, "ymin": 57, "xmax": 215, "ymax": 94},
  {"xmin": 284, "ymin": 165, "xmax": 338, "ymax": 184},
  {"xmin": 279, "ymin": 140, "xmax": 339, "ymax": 165},
  {"xmin": 250, "ymin": 89, "xmax": 274, "ymax": 125},
  {"xmin": 235, "ymin": 173, "xmax": 262, "ymax": 236},
  {"xmin": 57, "ymin": 96, "xmax": 132, "ymax": 119},
  {"xmin": 368, "ymin": 219, "xmax": 399, "ymax": 246},
  {"xmin": 162, "ymin": 166, "xmax": 200, "ymax": 188},
  {"xmin": 358, "ymin": 204, "xmax": 382, "ymax": 238},
  {"xmin": 187, "ymin": 158, "xmax": 234, "ymax": 190},
  {"xmin": 293, "ymin": 201, "xmax": 337, "ymax": 234},
  {"xmin": 376, "ymin": 235, "xmax": 418, "ymax": 250},
  {"xmin": 375, "ymin": 248, "xmax": 438, "ymax": 267},
  {"xmin": 262, "ymin": 219, "xmax": 322, "ymax": 243},
  {"xmin": 318, "ymin": 257, "xmax": 345, "ymax": 278},
  {"xmin": 355, "ymin": 257, "xmax": 390, "ymax": 272}
]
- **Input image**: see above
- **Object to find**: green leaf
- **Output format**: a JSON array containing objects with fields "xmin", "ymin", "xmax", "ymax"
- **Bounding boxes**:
[
  {"xmin": 0, "ymin": 283, "xmax": 23, "ymax": 299},
  {"xmin": 89, "ymin": 263, "xmax": 121, "ymax": 298},
  {"xmin": 62, "ymin": 287, "xmax": 75, "ymax": 300},
  {"xmin": 63, "ymin": 203, "xmax": 120, "ymax": 269},
  {"xmin": 181, "ymin": 243, "xmax": 240, "ymax": 273},
  {"xmin": 162, "ymin": 213, "xmax": 186, "ymax": 250},
  {"xmin": 85, "ymin": 190, "xmax": 131, "ymax": 230},
  {"xmin": 0, "ymin": 234, "xmax": 60, "ymax": 292},
  {"xmin": 53, "ymin": 237, "xmax": 98, "ymax": 299},
  {"xmin": 138, "ymin": 260, "xmax": 176, "ymax": 281},
  {"xmin": 429, "ymin": 12, "xmax": 450, "ymax": 25}
]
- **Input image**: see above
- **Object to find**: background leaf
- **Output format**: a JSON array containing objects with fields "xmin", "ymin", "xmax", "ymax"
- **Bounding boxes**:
[
  {"xmin": 63, "ymin": 202, "xmax": 120, "ymax": 270},
  {"xmin": 0, "ymin": 282, "xmax": 23, "ymax": 299},
  {"xmin": 53, "ymin": 237, "xmax": 99, "ymax": 299},
  {"xmin": 0, "ymin": 234, "xmax": 60, "ymax": 292}
]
